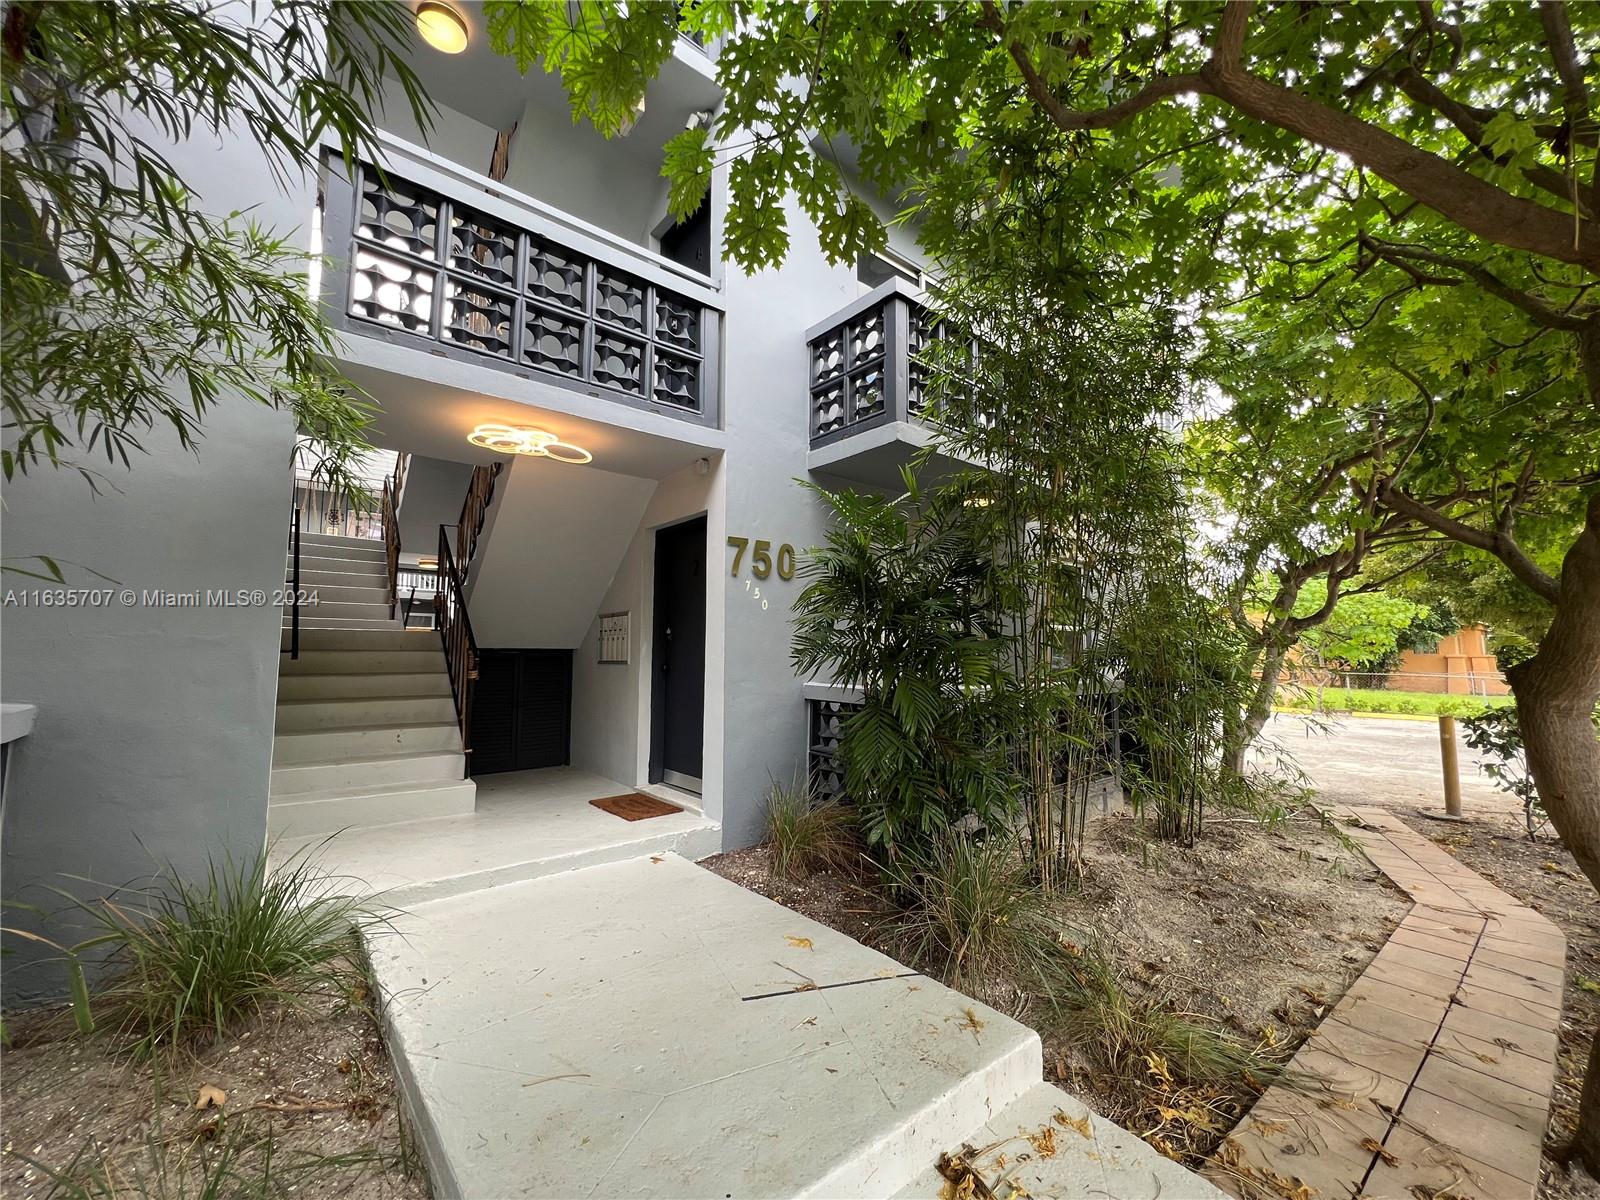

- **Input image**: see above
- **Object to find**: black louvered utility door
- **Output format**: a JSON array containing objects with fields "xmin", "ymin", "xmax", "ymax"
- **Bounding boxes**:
[{"xmin": 469, "ymin": 649, "xmax": 572, "ymax": 776}]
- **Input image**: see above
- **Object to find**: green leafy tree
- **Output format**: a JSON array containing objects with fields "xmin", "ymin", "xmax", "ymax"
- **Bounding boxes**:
[
  {"xmin": 496, "ymin": 0, "xmax": 1600, "ymax": 1165},
  {"xmin": 1, "ymin": 0, "xmax": 433, "ymax": 558},
  {"xmin": 1291, "ymin": 582, "xmax": 1429, "ymax": 671}
]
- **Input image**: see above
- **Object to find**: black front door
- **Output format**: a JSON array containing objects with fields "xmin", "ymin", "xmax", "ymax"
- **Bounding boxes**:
[{"xmin": 650, "ymin": 515, "xmax": 706, "ymax": 791}]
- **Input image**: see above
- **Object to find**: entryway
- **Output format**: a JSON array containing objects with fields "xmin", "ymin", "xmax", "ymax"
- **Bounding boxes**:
[{"xmin": 649, "ymin": 515, "xmax": 706, "ymax": 794}]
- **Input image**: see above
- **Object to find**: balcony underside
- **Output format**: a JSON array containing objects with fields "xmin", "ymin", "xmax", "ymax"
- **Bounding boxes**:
[{"xmin": 807, "ymin": 419, "xmax": 975, "ymax": 492}]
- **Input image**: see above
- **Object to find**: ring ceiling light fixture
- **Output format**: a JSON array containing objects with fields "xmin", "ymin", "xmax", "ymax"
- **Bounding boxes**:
[
  {"xmin": 415, "ymin": 2, "xmax": 469, "ymax": 54},
  {"xmin": 467, "ymin": 424, "xmax": 592, "ymax": 464}
]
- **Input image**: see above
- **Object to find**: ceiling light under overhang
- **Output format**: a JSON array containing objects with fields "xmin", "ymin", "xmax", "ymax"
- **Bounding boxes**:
[
  {"xmin": 416, "ymin": 2, "xmax": 469, "ymax": 53},
  {"xmin": 467, "ymin": 424, "xmax": 592, "ymax": 464}
]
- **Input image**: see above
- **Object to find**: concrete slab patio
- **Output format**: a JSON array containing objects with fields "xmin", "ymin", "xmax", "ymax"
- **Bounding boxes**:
[
  {"xmin": 271, "ymin": 766, "xmax": 720, "ymax": 905},
  {"xmin": 367, "ymin": 852, "xmax": 1218, "ymax": 1199}
]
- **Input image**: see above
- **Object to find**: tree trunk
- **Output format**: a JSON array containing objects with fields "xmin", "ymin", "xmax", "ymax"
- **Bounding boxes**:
[
  {"xmin": 1224, "ymin": 636, "xmax": 1290, "ymax": 778},
  {"xmin": 1507, "ymin": 491, "xmax": 1600, "ymax": 1174}
]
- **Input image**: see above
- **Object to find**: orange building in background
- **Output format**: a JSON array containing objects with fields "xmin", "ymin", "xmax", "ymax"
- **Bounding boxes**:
[{"xmin": 1394, "ymin": 625, "xmax": 1510, "ymax": 695}]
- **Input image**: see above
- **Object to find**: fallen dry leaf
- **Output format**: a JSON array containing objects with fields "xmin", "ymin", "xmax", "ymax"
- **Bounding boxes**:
[
  {"xmin": 1027, "ymin": 1124, "xmax": 1057, "ymax": 1159},
  {"xmin": 194, "ymin": 1085, "xmax": 227, "ymax": 1110},
  {"xmin": 957, "ymin": 1008, "xmax": 986, "ymax": 1041},
  {"xmin": 1053, "ymin": 1109, "xmax": 1092, "ymax": 1139},
  {"xmin": 785, "ymin": 935, "xmax": 814, "ymax": 950},
  {"xmin": 1359, "ymin": 1136, "xmax": 1399, "ymax": 1167}
]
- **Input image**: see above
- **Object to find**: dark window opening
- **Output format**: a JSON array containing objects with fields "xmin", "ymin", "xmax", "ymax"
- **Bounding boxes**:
[{"xmin": 659, "ymin": 200, "xmax": 711, "ymax": 276}]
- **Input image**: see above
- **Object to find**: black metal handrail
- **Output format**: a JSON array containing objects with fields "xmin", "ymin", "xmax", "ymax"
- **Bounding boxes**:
[
  {"xmin": 456, "ymin": 461, "xmax": 503, "ymax": 571},
  {"xmin": 435, "ymin": 526, "xmax": 479, "ymax": 756},
  {"xmin": 381, "ymin": 477, "xmax": 401, "ymax": 620},
  {"xmin": 287, "ymin": 506, "xmax": 302, "ymax": 660}
]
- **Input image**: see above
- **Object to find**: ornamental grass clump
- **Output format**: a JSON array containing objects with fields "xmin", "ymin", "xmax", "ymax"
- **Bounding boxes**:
[
  {"xmin": 765, "ymin": 778, "xmax": 859, "ymax": 881},
  {"xmin": 886, "ymin": 833, "xmax": 1062, "ymax": 993},
  {"xmin": 56, "ymin": 846, "xmax": 384, "ymax": 1058}
]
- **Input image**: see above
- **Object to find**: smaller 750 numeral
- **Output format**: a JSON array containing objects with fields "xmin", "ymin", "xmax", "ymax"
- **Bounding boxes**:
[{"xmin": 728, "ymin": 536, "xmax": 795, "ymax": 580}]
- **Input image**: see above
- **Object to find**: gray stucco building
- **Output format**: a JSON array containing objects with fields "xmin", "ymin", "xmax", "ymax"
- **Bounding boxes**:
[{"xmin": 0, "ymin": 2, "xmax": 942, "ymax": 1001}]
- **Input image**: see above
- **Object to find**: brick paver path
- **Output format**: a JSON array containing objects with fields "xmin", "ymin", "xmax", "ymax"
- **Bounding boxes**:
[{"xmin": 1208, "ymin": 805, "xmax": 1566, "ymax": 1200}]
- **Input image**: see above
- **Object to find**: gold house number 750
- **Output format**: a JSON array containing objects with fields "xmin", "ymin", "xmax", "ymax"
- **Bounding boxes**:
[{"xmin": 727, "ymin": 536, "xmax": 796, "ymax": 580}]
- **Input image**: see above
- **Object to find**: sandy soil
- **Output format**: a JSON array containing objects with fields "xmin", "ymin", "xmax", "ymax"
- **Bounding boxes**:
[
  {"xmin": 0, "ymin": 974, "xmax": 427, "ymax": 1199},
  {"xmin": 704, "ymin": 808, "xmax": 1407, "ymax": 1162}
]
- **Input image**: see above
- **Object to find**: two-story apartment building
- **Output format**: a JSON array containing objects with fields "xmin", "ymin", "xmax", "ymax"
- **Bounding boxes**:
[{"xmin": 0, "ymin": 2, "xmax": 964, "ymax": 1001}]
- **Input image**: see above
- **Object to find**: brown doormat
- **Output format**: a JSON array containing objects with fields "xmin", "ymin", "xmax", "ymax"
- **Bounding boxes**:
[{"xmin": 589, "ymin": 793, "xmax": 684, "ymax": 822}]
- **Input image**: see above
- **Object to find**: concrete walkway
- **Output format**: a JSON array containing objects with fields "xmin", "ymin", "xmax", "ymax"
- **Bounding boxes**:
[
  {"xmin": 1209, "ymin": 806, "xmax": 1566, "ymax": 1200},
  {"xmin": 368, "ymin": 852, "xmax": 1220, "ymax": 1199}
]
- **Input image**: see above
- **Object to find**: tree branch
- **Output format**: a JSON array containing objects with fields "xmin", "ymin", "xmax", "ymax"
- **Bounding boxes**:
[
  {"xmin": 1361, "ymin": 239, "xmax": 1593, "ymax": 331},
  {"xmin": 1201, "ymin": 3, "xmax": 1600, "ymax": 269},
  {"xmin": 979, "ymin": 1, "xmax": 1209, "ymax": 131},
  {"xmin": 1376, "ymin": 484, "xmax": 1561, "ymax": 603},
  {"xmin": 1388, "ymin": 65, "xmax": 1588, "ymax": 215},
  {"xmin": 1539, "ymin": 2, "xmax": 1591, "ymax": 129}
]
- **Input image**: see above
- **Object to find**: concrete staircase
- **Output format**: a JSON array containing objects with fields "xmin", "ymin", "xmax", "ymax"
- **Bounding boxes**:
[
  {"xmin": 283, "ymin": 531, "xmax": 402, "ymax": 630},
  {"xmin": 271, "ymin": 533, "xmax": 475, "ymax": 839}
]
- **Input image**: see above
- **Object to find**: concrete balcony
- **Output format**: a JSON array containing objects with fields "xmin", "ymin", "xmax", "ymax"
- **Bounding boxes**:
[
  {"xmin": 805, "ymin": 279, "xmax": 979, "ymax": 488},
  {"xmin": 320, "ymin": 135, "xmax": 722, "ymax": 429}
]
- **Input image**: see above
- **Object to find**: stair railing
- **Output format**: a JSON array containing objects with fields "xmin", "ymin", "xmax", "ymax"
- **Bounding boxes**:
[
  {"xmin": 455, "ymin": 462, "xmax": 503, "ymax": 573},
  {"xmin": 433, "ymin": 460, "xmax": 503, "ymax": 760},
  {"xmin": 287, "ymin": 505, "xmax": 302, "ymax": 660},
  {"xmin": 381, "ymin": 476, "xmax": 401, "ymax": 620},
  {"xmin": 436, "ymin": 525, "xmax": 479, "ymax": 756}
]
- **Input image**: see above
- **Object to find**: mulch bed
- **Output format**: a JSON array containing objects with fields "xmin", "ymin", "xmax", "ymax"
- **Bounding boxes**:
[{"xmin": 0, "ymin": 974, "xmax": 428, "ymax": 1199}]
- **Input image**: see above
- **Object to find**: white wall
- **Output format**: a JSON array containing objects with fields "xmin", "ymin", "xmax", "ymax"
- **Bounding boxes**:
[
  {"xmin": 501, "ymin": 98, "xmax": 672, "ymax": 248},
  {"xmin": 569, "ymin": 457, "xmax": 723, "ymax": 798},
  {"xmin": 0, "ymin": 36, "xmax": 310, "ymax": 1002},
  {"xmin": 713, "ymin": 184, "xmax": 858, "ymax": 847},
  {"xmin": 467, "ymin": 457, "xmax": 655, "ymax": 649},
  {"xmin": 398, "ymin": 454, "xmax": 473, "ymax": 555},
  {"xmin": 373, "ymin": 79, "xmax": 499, "ymax": 177}
]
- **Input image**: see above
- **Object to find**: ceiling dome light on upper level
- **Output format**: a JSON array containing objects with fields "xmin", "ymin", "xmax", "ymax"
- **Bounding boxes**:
[{"xmin": 415, "ymin": 2, "xmax": 469, "ymax": 54}]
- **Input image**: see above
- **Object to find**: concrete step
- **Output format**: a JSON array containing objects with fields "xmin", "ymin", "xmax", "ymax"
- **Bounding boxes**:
[
  {"xmin": 279, "ymin": 648, "xmax": 445, "ymax": 674},
  {"xmin": 284, "ymin": 581, "xmax": 391, "ymax": 606},
  {"xmin": 280, "ymin": 627, "xmax": 441, "ymax": 653},
  {"xmin": 892, "ymin": 1081, "xmax": 1223, "ymax": 1198},
  {"xmin": 283, "ymin": 599, "xmax": 393, "ymax": 621},
  {"xmin": 287, "ymin": 561, "xmax": 387, "ymax": 583},
  {"xmin": 276, "ymin": 672, "xmax": 452, "ymax": 701},
  {"xmin": 274, "ymin": 695, "xmax": 458, "ymax": 732},
  {"xmin": 365, "ymin": 854, "xmax": 1045, "ymax": 1200},
  {"xmin": 271, "ymin": 722, "xmax": 462, "ymax": 766},
  {"xmin": 301, "ymin": 531, "xmax": 386, "ymax": 551},
  {"xmin": 267, "ymin": 778, "xmax": 477, "ymax": 839},
  {"xmin": 283, "ymin": 616, "xmax": 405, "ymax": 631},
  {"xmin": 270, "ymin": 749, "xmax": 466, "ymax": 795}
]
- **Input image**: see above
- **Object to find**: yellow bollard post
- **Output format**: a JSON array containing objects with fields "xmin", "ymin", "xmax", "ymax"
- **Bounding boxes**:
[{"xmin": 1439, "ymin": 714, "xmax": 1462, "ymax": 818}]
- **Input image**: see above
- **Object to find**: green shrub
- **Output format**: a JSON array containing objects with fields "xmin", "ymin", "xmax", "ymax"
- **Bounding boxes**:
[
  {"xmin": 765, "ymin": 779, "xmax": 859, "ymax": 880},
  {"xmin": 1391, "ymin": 697, "xmax": 1421, "ymax": 714},
  {"xmin": 52, "ymin": 846, "xmax": 383, "ymax": 1057}
]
